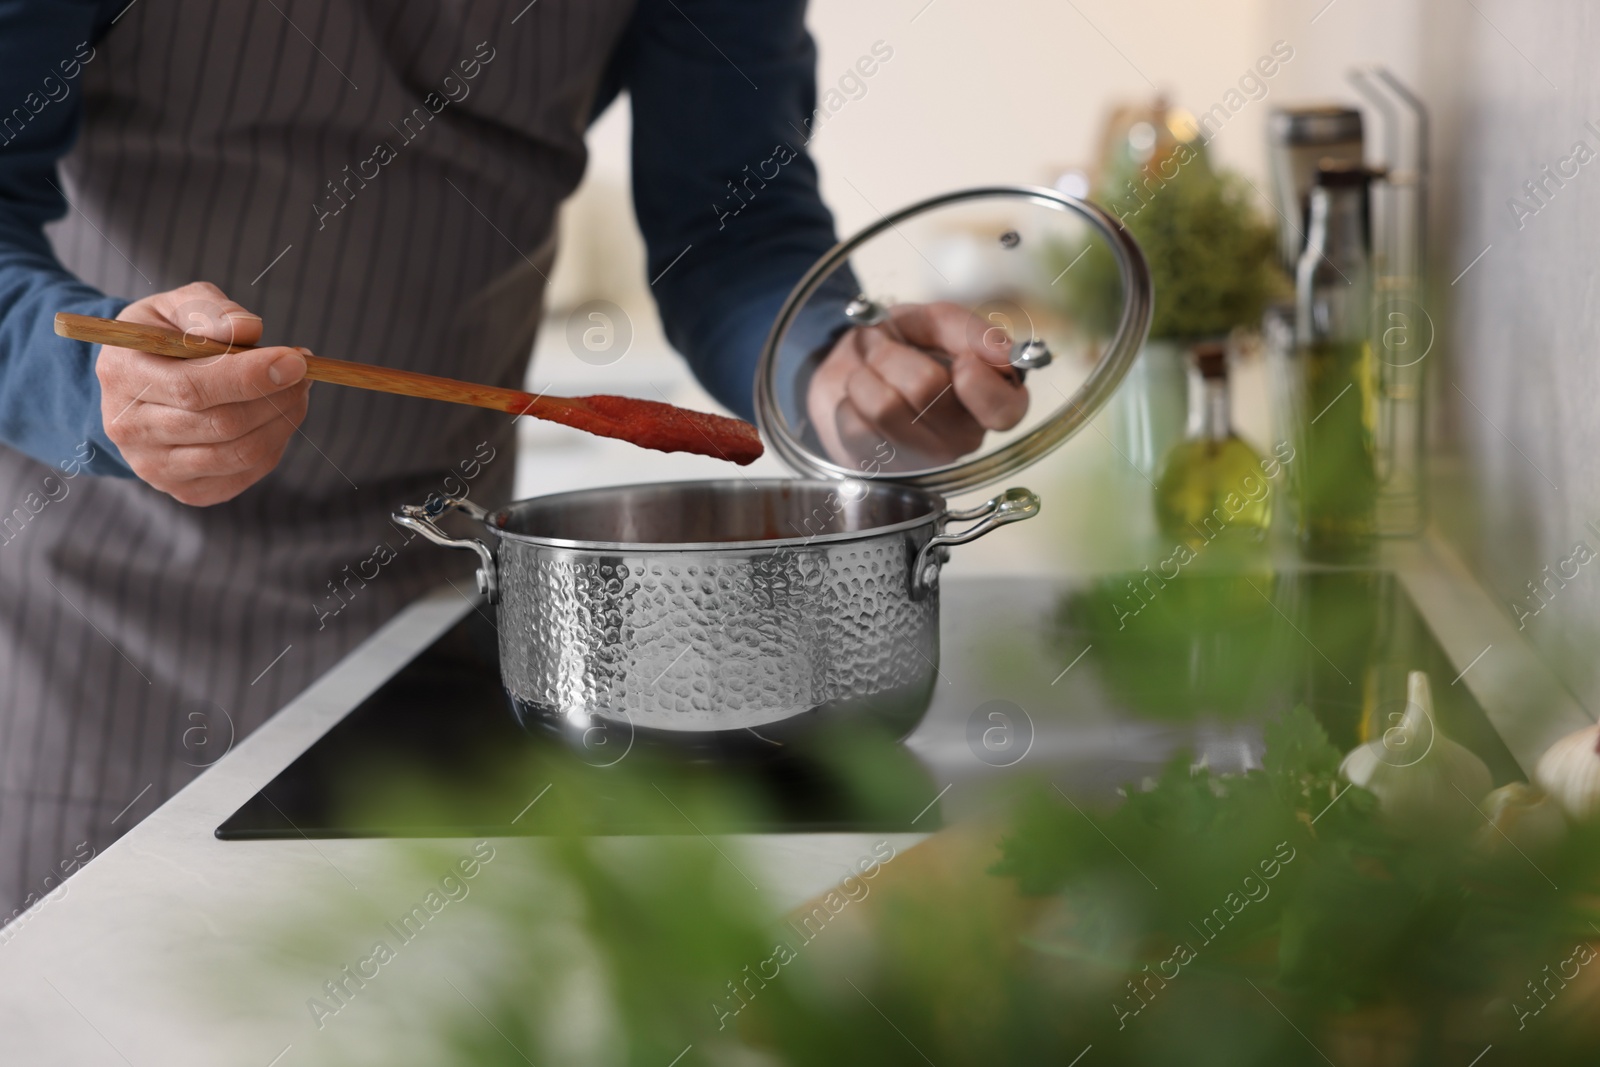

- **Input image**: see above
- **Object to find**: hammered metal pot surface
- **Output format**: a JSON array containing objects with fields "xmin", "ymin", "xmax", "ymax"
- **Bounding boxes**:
[
  {"xmin": 495, "ymin": 535, "xmax": 939, "ymax": 737},
  {"xmin": 487, "ymin": 480, "xmax": 942, "ymax": 742},
  {"xmin": 394, "ymin": 479, "xmax": 1040, "ymax": 751}
]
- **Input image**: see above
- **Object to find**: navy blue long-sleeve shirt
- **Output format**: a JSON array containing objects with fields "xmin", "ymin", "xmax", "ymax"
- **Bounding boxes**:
[{"xmin": 0, "ymin": 0, "xmax": 841, "ymax": 477}]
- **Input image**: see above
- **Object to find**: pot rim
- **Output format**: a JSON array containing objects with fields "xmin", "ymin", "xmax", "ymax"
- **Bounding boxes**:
[{"xmin": 480, "ymin": 477, "xmax": 945, "ymax": 554}]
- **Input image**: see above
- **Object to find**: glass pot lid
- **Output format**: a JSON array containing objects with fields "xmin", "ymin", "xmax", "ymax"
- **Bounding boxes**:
[{"xmin": 754, "ymin": 185, "xmax": 1154, "ymax": 495}]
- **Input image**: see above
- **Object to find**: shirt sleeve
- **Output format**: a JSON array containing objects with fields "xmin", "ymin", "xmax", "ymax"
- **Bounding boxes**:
[
  {"xmin": 0, "ymin": 0, "xmax": 133, "ymax": 477},
  {"xmin": 616, "ymin": 0, "xmax": 842, "ymax": 422}
]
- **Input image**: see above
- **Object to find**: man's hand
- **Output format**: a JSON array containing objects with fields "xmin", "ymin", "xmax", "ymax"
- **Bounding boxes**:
[
  {"xmin": 96, "ymin": 282, "xmax": 311, "ymax": 506},
  {"xmin": 806, "ymin": 301, "xmax": 1029, "ymax": 470}
]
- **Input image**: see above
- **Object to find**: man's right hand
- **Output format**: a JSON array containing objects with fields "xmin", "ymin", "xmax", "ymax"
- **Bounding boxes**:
[{"xmin": 96, "ymin": 282, "xmax": 312, "ymax": 506}]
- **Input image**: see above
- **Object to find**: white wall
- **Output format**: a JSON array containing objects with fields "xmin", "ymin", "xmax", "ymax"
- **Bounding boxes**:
[
  {"xmin": 545, "ymin": 0, "xmax": 1277, "ymax": 320},
  {"xmin": 1260, "ymin": 0, "xmax": 1422, "ymax": 103},
  {"xmin": 802, "ymin": 0, "xmax": 1273, "ymax": 229},
  {"xmin": 1408, "ymin": 0, "xmax": 1600, "ymax": 709}
]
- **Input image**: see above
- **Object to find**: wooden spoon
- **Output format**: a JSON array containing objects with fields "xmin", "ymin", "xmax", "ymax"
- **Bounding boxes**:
[{"xmin": 54, "ymin": 313, "xmax": 764, "ymax": 465}]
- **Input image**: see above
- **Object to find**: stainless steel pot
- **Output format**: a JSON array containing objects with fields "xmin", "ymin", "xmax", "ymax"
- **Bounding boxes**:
[
  {"xmin": 394, "ymin": 480, "xmax": 1038, "ymax": 751},
  {"xmin": 396, "ymin": 185, "xmax": 1153, "ymax": 754}
]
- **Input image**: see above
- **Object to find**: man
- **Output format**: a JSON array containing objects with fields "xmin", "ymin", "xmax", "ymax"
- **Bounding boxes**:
[{"xmin": 0, "ymin": 0, "xmax": 1024, "ymax": 917}]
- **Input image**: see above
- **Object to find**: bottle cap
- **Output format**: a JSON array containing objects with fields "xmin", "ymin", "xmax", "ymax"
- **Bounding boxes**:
[
  {"xmin": 1313, "ymin": 159, "xmax": 1384, "ymax": 188},
  {"xmin": 1268, "ymin": 107, "xmax": 1363, "ymax": 147},
  {"xmin": 1193, "ymin": 342, "xmax": 1227, "ymax": 379}
]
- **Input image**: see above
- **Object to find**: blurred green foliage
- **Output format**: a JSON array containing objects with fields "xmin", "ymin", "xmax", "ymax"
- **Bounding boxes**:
[
  {"xmin": 1051, "ymin": 157, "xmax": 1284, "ymax": 341},
  {"xmin": 993, "ymin": 707, "xmax": 1600, "ymax": 1064},
  {"xmin": 1050, "ymin": 569, "xmax": 1526, "ymax": 786},
  {"xmin": 249, "ymin": 699, "xmax": 1600, "ymax": 1067},
  {"xmin": 1054, "ymin": 571, "xmax": 1296, "ymax": 723}
]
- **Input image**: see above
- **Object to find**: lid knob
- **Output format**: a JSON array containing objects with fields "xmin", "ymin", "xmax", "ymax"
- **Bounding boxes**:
[
  {"xmin": 1010, "ymin": 337, "xmax": 1053, "ymax": 373},
  {"xmin": 843, "ymin": 295, "xmax": 889, "ymax": 328}
]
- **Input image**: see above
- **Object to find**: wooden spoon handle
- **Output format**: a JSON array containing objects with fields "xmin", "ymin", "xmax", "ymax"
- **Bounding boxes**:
[
  {"xmin": 53, "ymin": 313, "xmax": 764, "ymax": 464},
  {"xmin": 54, "ymin": 314, "xmax": 239, "ymax": 361},
  {"xmin": 55, "ymin": 313, "xmax": 544, "ymax": 412}
]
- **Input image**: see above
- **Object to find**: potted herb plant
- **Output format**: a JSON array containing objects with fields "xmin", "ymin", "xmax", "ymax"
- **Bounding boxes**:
[{"xmin": 1050, "ymin": 133, "xmax": 1284, "ymax": 479}]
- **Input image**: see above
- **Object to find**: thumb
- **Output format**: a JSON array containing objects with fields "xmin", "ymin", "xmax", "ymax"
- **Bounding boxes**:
[{"xmin": 153, "ymin": 282, "xmax": 265, "ymax": 350}]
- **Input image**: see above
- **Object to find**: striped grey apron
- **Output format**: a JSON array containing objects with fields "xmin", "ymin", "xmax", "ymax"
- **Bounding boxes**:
[{"xmin": 0, "ymin": 0, "xmax": 636, "ymax": 918}]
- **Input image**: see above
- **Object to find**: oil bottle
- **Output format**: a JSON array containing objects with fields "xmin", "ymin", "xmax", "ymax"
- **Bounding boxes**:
[
  {"xmin": 1288, "ymin": 161, "xmax": 1380, "ymax": 560},
  {"xmin": 1154, "ymin": 343, "xmax": 1272, "ymax": 553}
]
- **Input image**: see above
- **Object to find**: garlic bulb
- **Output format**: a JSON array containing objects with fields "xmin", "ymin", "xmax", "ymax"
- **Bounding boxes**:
[
  {"xmin": 1475, "ymin": 782, "xmax": 1566, "ymax": 854},
  {"xmin": 1340, "ymin": 671, "xmax": 1493, "ymax": 831},
  {"xmin": 1534, "ymin": 722, "xmax": 1600, "ymax": 823}
]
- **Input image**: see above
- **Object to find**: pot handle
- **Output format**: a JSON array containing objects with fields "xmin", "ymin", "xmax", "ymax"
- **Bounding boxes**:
[
  {"xmin": 392, "ymin": 496, "xmax": 499, "ymax": 604},
  {"xmin": 911, "ymin": 487, "xmax": 1040, "ymax": 598}
]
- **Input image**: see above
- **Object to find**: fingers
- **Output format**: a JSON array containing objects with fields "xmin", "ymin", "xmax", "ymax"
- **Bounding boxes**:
[
  {"xmin": 805, "ymin": 300, "xmax": 1035, "ymax": 468},
  {"xmin": 841, "ymin": 381, "xmax": 966, "ymax": 465},
  {"xmin": 952, "ymin": 352, "xmax": 1029, "ymax": 431},
  {"xmin": 836, "ymin": 338, "xmax": 974, "ymax": 465},
  {"xmin": 102, "ymin": 345, "xmax": 308, "ymax": 410},
  {"xmin": 126, "ymin": 280, "xmax": 266, "ymax": 349},
  {"xmin": 160, "ymin": 468, "xmax": 285, "ymax": 508},
  {"xmin": 857, "ymin": 332, "xmax": 984, "ymax": 449},
  {"xmin": 97, "ymin": 280, "xmax": 306, "ymax": 409},
  {"xmin": 807, "ymin": 323, "xmax": 989, "ymax": 467},
  {"xmin": 116, "ymin": 381, "xmax": 311, "ymax": 447},
  {"xmin": 886, "ymin": 301, "xmax": 1014, "ymax": 370},
  {"xmin": 882, "ymin": 303, "xmax": 1029, "ymax": 432},
  {"xmin": 108, "ymin": 381, "xmax": 307, "ymax": 505},
  {"xmin": 858, "ymin": 330, "xmax": 953, "ymax": 413},
  {"xmin": 95, "ymin": 282, "xmax": 312, "ymax": 506},
  {"xmin": 820, "ymin": 391, "xmax": 898, "ymax": 469},
  {"xmin": 108, "ymin": 379, "xmax": 308, "ymax": 478},
  {"xmin": 160, "ymin": 411, "xmax": 302, "ymax": 481}
]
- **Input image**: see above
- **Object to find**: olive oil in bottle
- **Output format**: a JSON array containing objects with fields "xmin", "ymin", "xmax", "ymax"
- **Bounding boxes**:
[
  {"xmin": 1289, "ymin": 162, "xmax": 1380, "ymax": 560},
  {"xmin": 1155, "ymin": 344, "xmax": 1271, "ymax": 552},
  {"xmin": 1293, "ymin": 337, "xmax": 1377, "ymax": 551}
]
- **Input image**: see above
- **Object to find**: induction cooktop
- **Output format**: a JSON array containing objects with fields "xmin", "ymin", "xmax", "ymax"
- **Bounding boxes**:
[
  {"xmin": 216, "ymin": 604, "xmax": 942, "ymax": 839},
  {"xmin": 218, "ymin": 571, "xmax": 1523, "ymax": 841}
]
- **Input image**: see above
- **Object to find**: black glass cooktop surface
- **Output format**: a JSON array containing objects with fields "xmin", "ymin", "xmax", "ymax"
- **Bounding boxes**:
[
  {"xmin": 218, "ymin": 571, "xmax": 1523, "ymax": 840},
  {"xmin": 216, "ymin": 605, "xmax": 942, "ymax": 839}
]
